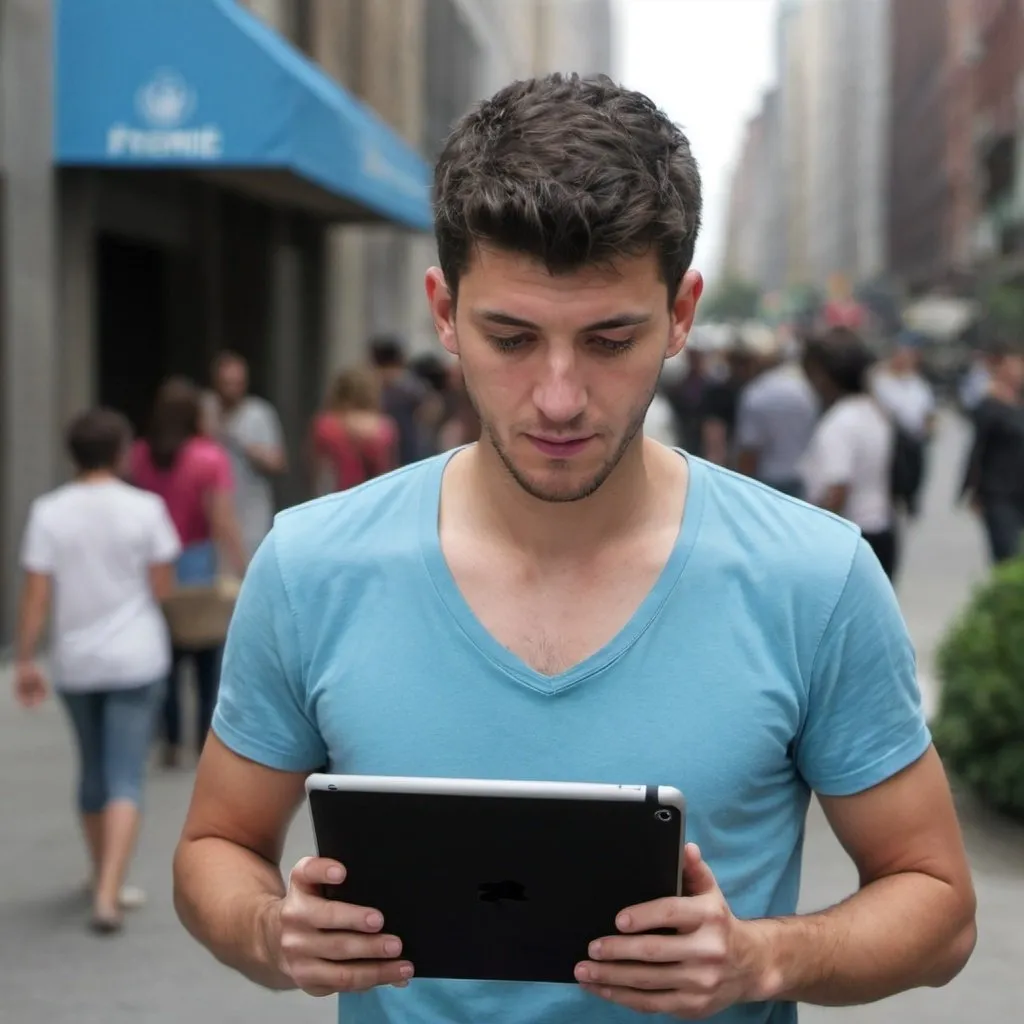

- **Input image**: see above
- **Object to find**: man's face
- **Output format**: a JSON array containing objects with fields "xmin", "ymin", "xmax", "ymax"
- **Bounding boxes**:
[
  {"xmin": 215, "ymin": 360, "xmax": 248, "ymax": 405},
  {"xmin": 426, "ymin": 247, "xmax": 702, "ymax": 503}
]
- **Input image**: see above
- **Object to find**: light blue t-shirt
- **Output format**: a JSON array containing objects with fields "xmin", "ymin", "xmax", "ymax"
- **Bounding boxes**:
[{"xmin": 212, "ymin": 450, "xmax": 930, "ymax": 1024}]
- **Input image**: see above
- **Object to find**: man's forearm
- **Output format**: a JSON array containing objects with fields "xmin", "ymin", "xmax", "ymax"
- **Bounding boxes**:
[
  {"xmin": 749, "ymin": 871, "xmax": 976, "ymax": 1006},
  {"xmin": 173, "ymin": 837, "xmax": 293, "ymax": 991}
]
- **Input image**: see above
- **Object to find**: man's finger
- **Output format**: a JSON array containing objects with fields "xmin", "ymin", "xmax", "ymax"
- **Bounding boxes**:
[
  {"xmin": 612, "ymin": 895, "xmax": 707, "ymax": 935},
  {"xmin": 300, "ymin": 894, "xmax": 389, "ymax": 934},
  {"xmin": 296, "ymin": 957, "xmax": 414, "ymax": 996},
  {"xmin": 290, "ymin": 857, "xmax": 348, "ymax": 893},
  {"xmin": 682, "ymin": 843, "xmax": 719, "ymax": 897},
  {"xmin": 576, "ymin": 959, "xmax": 680, "ymax": 991},
  {"xmin": 586, "ymin": 932, "xmax": 688, "ymax": 964}
]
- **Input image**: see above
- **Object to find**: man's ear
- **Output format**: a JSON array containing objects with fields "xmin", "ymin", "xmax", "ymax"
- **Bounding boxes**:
[
  {"xmin": 668, "ymin": 270, "xmax": 704, "ymax": 359},
  {"xmin": 426, "ymin": 267, "xmax": 458, "ymax": 356}
]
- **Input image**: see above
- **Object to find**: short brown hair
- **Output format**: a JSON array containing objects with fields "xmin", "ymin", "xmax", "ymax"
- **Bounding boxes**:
[
  {"xmin": 66, "ymin": 408, "xmax": 131, "ymax": 472},
  {"xmin": 328, "ymin": 366, "xmax": 380, "ymax": 412},
  {"xmin": 433, "ymin": 73, "xmax": 702, "ymax": 305}
]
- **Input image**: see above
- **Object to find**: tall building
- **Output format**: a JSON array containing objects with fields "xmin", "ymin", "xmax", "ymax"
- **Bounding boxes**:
[
  {"xmin": 887, "ymin": 0, "xmax": 952, "ymax": 289},
  {"xmin": 721, "ymin": 93, "xmax": 777, "ymax": 287},
  {"xmin": 726, "ymin": 0, "xmax": 890, "ymax": 295},
  {"xmin": 805, "ymin": 0, "xmax": 889, "ymax": 291}
]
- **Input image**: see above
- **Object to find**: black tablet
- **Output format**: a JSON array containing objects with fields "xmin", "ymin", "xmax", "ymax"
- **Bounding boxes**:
[{"xmin": 305, "ymin": 773, "xmax": 686, "ymax": 984}]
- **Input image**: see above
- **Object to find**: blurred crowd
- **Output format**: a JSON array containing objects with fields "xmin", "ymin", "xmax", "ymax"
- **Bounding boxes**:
[{"xmin": 646, "ymin": 323, "xmax": 1024, "ymax": 580}]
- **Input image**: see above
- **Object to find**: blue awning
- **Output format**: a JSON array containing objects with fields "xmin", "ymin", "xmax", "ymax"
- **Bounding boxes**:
[{"xmin": 54, "ymin": 0, "xmax": 434, "ymax": 231}]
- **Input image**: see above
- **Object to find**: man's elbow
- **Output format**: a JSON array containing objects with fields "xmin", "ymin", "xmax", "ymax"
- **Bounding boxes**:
[{"xmin": 927, "ymin": 899, "xmax": 978, "ymax": 988}]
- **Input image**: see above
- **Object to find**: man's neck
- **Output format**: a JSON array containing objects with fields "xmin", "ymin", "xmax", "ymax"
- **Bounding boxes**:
[
  {"xmin": 451, "ymin": 436, "xmax": 677, "ymax": 563},
  {"xmin": 76, "ymin": 470, "xmax": 117, "ymax": 484}
]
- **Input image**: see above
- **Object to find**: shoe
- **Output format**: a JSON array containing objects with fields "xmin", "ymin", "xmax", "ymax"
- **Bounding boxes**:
[
  {"xmin": 81, "ymin": 882, "xmax": 147, "ymax": 911},
  {"xmin": 118, "ymin": 885, "xmax": 147, "ymax": 911},
  {"xmin": 89, "ymin": 911, "xmax": 124, "ymax": 935}
]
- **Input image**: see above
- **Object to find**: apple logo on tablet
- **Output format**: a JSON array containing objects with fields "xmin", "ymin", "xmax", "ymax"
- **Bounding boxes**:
[{"xmin": 478, "ymin": 879, "xmax": 528, "ymax": 903}]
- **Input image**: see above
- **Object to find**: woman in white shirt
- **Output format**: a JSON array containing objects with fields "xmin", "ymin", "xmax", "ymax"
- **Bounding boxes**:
[
  {"xmin": 14, "ymin": 408, "xmax": 181, "ymax": 934},
  {"xmin": 800, "ymin": 330, "xmax": 898, "ymax": 579}
]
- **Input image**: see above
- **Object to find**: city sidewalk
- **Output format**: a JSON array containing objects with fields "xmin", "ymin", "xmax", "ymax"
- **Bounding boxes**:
[{"xmin": 1, "ymin": 412, "xmax": 1021, "ymax": 1022}]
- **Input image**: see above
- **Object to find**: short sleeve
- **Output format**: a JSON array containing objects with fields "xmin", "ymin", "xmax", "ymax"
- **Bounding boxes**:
[
  {"xmin": 813, "ymin": 411, "xmax": 856, "ymax": 487},
  {"xmin": 796, "ymin": 538, "xmax": 931, "ymax": 796},
  {"xmin": 211, "ymin": 528, "xmax": 327, "ymax": 772},
  {"xmin": 148, "ymin": 498, "xmax": 182, "ymax": 564},
  {"xmin": 734, "ymin": 389, "xmax": 766, "ymax": 451},
  {"xmin": 20, "ymin": 501, "xmax": 54, "ymax": 574}
]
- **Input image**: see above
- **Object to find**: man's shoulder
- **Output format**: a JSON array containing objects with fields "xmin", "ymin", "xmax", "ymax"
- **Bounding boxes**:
[
  {"xmin": 241, "ymin": 395, "xmax": 280, "ymax": 422},
  {"xmin": 270, "ymin": 455, "xmax": 442, "ymax": 566},
  {"xmin": 695, "ymin": 457, "xmax": 861, "ymax": 575}
]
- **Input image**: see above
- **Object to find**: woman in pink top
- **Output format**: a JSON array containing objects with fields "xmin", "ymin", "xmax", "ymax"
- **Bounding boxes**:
[
  {"xmin": 131, "ymin": 378, "xmax": 247, "ymax": 768},
  {"xmin": 308, "ymin": 366, "xmax": 398, "ymax": 494}
]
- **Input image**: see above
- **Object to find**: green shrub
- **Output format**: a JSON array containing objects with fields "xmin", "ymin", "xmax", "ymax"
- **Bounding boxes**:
[{"xmin": 931, "ymin": 557, "xmax": 1024, "ymax": 821}]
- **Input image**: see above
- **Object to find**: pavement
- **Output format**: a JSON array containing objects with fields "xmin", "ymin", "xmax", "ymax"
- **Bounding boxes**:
[{"xmin": 1, "ymin": 410, "xmax": 1022, "ymax": 1023}]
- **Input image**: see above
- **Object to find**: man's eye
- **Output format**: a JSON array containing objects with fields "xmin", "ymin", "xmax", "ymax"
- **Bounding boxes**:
[
  {"xmin": 487, "ymin": 334, "xmax": 532, "ymax": 353},
  {"xmin": 591, "ymin": 336, "xmax": 637, "ymax": 355}
]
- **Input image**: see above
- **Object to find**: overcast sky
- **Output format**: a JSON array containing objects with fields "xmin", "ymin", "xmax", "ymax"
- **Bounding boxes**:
[{"xmin": 615, "ymin": 0, "xmax": 778, "ymax": 288}]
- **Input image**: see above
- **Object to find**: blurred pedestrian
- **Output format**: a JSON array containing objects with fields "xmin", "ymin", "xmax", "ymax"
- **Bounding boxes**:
[
  {"xmin": 871, "ymin": 331, "xmax": 936, "ymax": 442},
  {"xmin": 205, "ymin": 352, "xmax": 286, "ymax": 560},
  {"xmin": 130, "ymin": 378, "xmax": 247, "ymax": 768},
  {"xmin": 801, "ymin": 329, "xmax": 898, "ymax": 578},
  {"xmin": 960, "ymin": 340, "xmax": 1024, "ymax": 564},
  {"xmin": 14, "ymin": 408, "xmax": 180, "ymax": 933},
  {"xmin": 733, "ymin": 331, "xmax": 819, "ymax": 498},
  {"xmin": 308, "ymin": 367, "xmax": 398, "ymax": 494},
  {"xmin": 368, "ymin": 335, "xmax": 443, "ymax": 464},
  {"xmin": 698, "ymin": 327, "xmax": 764, "ymax": 466}
]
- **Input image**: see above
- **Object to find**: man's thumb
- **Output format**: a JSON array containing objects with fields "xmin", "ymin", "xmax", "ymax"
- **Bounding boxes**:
[{"xmin": 683, "ymin": 843, "xmax": 718, "ymax": 896}]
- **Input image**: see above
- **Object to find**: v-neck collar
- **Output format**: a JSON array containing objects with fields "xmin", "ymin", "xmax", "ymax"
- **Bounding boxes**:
[{"xmin": 418, "ymin": 447, "xmax": 707, "ymax": 696}]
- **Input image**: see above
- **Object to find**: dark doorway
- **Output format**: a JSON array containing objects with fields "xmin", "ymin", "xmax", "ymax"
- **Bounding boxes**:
[{"xmin": 96, "ymin": 234, "xmax": 168, "ymax": 434}]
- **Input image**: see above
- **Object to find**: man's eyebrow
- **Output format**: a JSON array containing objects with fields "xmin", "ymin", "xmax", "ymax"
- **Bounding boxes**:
[{"xmin": 473, "ymin": 310, "xmax": 652, "ymax": 332}]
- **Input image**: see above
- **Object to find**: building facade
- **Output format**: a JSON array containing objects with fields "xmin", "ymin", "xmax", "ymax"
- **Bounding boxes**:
[{"xmin": 887, "ymin": 0, "xmax": 952, "ymax": 290}]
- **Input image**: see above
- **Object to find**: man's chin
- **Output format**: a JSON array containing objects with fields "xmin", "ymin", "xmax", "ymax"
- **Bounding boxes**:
[{"xmin": 501, "ymin": 461, "xmax": 612, "ymax": 504}]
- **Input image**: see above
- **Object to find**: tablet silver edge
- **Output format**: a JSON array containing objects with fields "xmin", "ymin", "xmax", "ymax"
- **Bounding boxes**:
[{"xmin": 306, "ymin": 773, "xmax": 660, "ymax": 802}]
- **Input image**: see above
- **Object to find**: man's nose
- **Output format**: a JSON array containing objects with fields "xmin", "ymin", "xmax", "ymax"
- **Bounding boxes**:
[{"xmin": 532, "ymin": 352, "xmax": 587, "ymax": 424}]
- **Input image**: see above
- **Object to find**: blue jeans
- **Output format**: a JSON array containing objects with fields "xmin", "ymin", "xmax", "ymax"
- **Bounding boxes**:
[
  {"xmin": 165, "ymin": 540, "xmax": 223, "ymax": 751},
  {"xmin": 60, "ymin": 681, "xmax": 164, "ymax": 813}
]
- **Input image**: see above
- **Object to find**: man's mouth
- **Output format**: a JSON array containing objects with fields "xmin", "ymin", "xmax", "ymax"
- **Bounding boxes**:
[{"xmin": 526, "ymin": 435, "xmax": 596, "ymax": 458}]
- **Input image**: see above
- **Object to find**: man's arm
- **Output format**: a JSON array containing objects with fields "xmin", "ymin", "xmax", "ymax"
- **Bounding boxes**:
[
  {"xmin": 173, "ymin": 735, "xmax": 307, "ymax": 990},
  {"xmin": 757, "ymin": 535, "xmax": 976, "ymax": 1003},
  {"xmin": 173, "ymin": 528, "xmax": 409, "ymax": 996},
  {"xmin": 750, "ymin": 746, "xmax": 976, "ymax": 1004},
  {"xmin": 244, "ymin": 405, "xmax": 287, "ymax": 477}
]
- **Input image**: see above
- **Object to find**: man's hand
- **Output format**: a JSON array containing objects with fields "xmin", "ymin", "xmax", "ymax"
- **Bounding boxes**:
[
  {"xmin": 264, "ymin": 857, "xmax": 413, "ymax": 997},
  {"xmin": 14, "ymin": 661, "xmax": 48, "ymax": 709},
  {"xmin": 575, "ymin": 844, "xmax": 767, "ymax": 1018}
]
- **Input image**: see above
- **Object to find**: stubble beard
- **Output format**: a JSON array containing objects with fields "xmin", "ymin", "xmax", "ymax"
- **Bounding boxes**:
[{"xmin": 461, "ymin": 369, "xmax": 662, "ymax": 504}]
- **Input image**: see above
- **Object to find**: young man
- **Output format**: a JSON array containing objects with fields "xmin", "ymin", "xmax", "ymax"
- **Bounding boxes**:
[{"xmin": 174, "ymin": 75, "xmax": 976, "ymax": 1023}]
